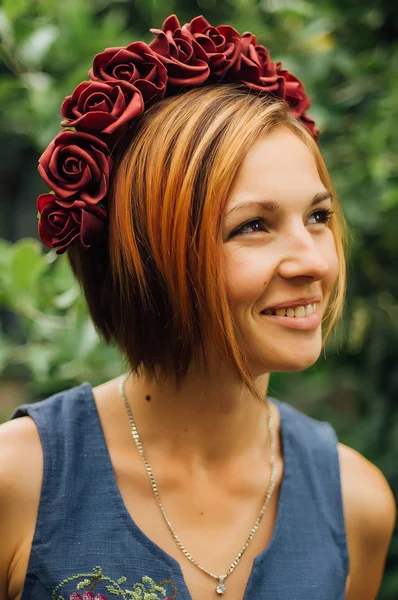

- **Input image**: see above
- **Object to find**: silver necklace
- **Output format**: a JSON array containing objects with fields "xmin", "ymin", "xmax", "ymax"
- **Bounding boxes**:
[{"xmin": 119, "ymin": 373, "xmax": 277, "ymax": 596}]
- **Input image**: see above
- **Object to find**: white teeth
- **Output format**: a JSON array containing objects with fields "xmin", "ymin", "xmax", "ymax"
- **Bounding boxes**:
[
  {"xmin": 262, "ymin": 302, "xmax": 319, "ymax": 317},
  {"xmin": 294, "ymin": 306, "xmax": 306, "ymax": 318}
]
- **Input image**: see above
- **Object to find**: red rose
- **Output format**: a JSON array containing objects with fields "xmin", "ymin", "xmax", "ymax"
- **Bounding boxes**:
[
  {"xmin": 273, "ymin": 64, "xmax": 318, "ymax": 139},
  {"xmin": 221, "ymin": 30, "xmax": 317, "ymax": 139},
  {"xmin": 89, "ymin": 41, "xmax": 167, "ymax": 106},
  {"xmin": 149, "ymin": 15, "xmax": 210, "ymax": 88},
  {"xmin": 61, "ymin": 80, "xmax": 144, "ymax": 139},
  {"xmin": 224, "ymin": 33, "xmax": 284, "ymax": 95},
  {"xmin": 181, "ymin": 16, "xmax": 242, "ymax": 79},
  {"xmin": 275, "ymin": 64, "xmax": 310, "ymax": 115},
  {"xmin": 38, "ymin": 130, "xmax": 112, "ymax": 203},
  {"xmin": 37, "ymin": 194, "xmax": 108, "ymax": 254}
]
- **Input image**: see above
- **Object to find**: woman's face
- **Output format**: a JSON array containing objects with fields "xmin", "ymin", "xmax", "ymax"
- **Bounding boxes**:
[{"xmin": 222, "ymin": 125, "xmax": 339, "ymax": 374}]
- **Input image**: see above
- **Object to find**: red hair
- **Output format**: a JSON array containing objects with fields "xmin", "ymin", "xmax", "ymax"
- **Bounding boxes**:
[{"xmin": 68, "ymin": 84, "xmax": 347, "ymax": 401}]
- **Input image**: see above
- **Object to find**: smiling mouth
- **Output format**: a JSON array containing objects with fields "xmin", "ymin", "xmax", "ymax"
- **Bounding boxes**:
[{"xmin": 261, "ymin": 303, "xmax": 319, "ymax": 318}]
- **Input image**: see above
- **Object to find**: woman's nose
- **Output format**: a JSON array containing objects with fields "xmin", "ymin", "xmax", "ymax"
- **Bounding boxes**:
[{"xmin": 276, "ymin": 228, "xmax": 331, "ymax": 281}]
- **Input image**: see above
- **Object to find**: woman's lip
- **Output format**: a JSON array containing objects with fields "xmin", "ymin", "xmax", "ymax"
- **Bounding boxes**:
[
  {"xmin": 263, "ymin": 296, "xmax": 321, "ymax": 311},
  {"xmin": 260, "ymin": 310, "xmax": 321, "ymax": 330}
]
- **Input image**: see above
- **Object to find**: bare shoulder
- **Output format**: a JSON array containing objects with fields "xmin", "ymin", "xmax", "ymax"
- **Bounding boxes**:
[
  {"xmin": 337, "ymin": 443, "xmax": 396, "ymax": 600},
  {"xmin": 337, "ymin": 443, "xmax": 396, "ymax": 532},
  {"xmin": 0, "ymin": 416, "xmax": 44, "ymax": 600}
]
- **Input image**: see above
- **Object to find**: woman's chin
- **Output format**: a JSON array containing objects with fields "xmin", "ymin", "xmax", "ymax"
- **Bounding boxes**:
[
  {"xmin": 273, "ymin": 355, "xmax": 320, "ymax": 372},
  {"xmin": 249, "ymin": 344, "xmax": 322, "ymax": 374},
  {"xmin": 237, "ymin": 325, "xmax": 324, "ymax": 373}
]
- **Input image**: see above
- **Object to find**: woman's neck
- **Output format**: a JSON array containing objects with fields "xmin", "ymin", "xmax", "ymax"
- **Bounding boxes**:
[{"xmin": 123, "ymin": 368, "xmax": 271, "ymax": 470}]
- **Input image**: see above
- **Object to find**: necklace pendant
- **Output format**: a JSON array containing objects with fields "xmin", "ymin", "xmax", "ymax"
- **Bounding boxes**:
[{"xmin": 216, "ymin": 576, "xmax": 226, "ymax": 595}]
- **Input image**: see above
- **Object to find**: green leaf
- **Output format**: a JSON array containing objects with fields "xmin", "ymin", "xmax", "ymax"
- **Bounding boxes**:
[
  {"xmin": 25, "ymin": 344, "xmax": 55, "ymax": 381},
  {"xmin": 2, "ymin": 0, "xmax": 29, "ymax": 21},
  {"xmin": 49, "ymin": 254, "xmax": 78, "ymax": 294},
  {"xmin": 22, "ymin": 71, "xmax": 54, "ymax": 116},
  {"xmin": 105, "ymin": 585, "xmax": 120, "ymax": 595},
  {"xmin": 0, "ymin": 335, "xmax": 9, "ymax": 374},
  {"xmin": 53, "ymin": 286, "xmax": 80, "ymax": 310},
  {"xmin": 0, "ymin": 76, "xmax": 25, "ymax": 103},
  {"xmin": 380, "ymin": 188, "xmax": 398, "ymax": 211},
  {"xmin": 19, "ymin": 25, "xmax": 59, "ymax": 67},
  {"xmin": 0, "ymin": 9, "xmax": 13, "ymax": 43},
  {"xmin": 77, "ymin": 579, "xmax": 91, "ymax": 589},
  {"xmin": 10, "ymin": 238, "xmax": 48, "ymax": 294},
  {"xmin": 76, "ymin": 318, "xmax": 99, "ymax": 360},
  {"xmin": 0, "ymin": 238, "xmax": 12, "ymax": 275}
]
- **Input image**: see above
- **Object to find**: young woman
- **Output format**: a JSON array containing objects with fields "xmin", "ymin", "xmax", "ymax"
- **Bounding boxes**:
[{"xmin": 0, "ymin": 14, "xmax": 395, "ymax": 600}]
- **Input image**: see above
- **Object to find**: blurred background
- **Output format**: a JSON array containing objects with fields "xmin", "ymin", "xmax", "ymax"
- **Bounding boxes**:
[{"xmin": 0, "ymin": 0, "xmax": 397, "ymax": 595}]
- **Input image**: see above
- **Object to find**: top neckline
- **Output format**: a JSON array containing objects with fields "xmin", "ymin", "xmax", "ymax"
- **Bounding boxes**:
[{"xmin": 82, "ymin": 381, "xmax": 293, "ymax": 600}]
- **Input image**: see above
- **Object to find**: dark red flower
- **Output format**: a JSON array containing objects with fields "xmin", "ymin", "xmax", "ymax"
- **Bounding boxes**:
[
  {"xmin": 61, "ymin": 80, "xmax": 144, "ymax": 140},
  {"xmin": 275, "ymin": 64, "xmax": 310, "ymax": 115},
  {"xmin": 89, "ymin": 41, "xmax": 168, "ymax": 106},
  {"xmin": 149, "ymin": 14, "xmax": 210, "ymax": 88},
  {"xmin": 38, "ymin": 130, "xmax": 112, "ymax": 203},
  {"xmin": 273, "ymin": 64, "xmax": 318, "ymax": 139},
  {"xmin": 224, "ymin": 32, "xmax": 284, "ymax": 96},
  {"xmin": 181, "ymin": 16, "xmax": 242, "ymax": 79},
  {"xmin": 218, "ymin": 29, "xmax": 317, "ymax": 139},
  {"xmin": 37, "ymin": 194, "xmax": 107, "ymax": 254},
  {"xmin": 35, "ymin": 12, "xmax": 320, "ymax": 254}
]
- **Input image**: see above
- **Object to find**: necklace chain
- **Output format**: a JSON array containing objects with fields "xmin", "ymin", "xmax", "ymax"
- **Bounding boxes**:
[{"xmin": 119, "ymin": 373, "xmax": 277, "ymax": 596}]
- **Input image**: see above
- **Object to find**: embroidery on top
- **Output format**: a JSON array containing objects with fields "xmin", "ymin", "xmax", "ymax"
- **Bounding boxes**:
[{"xmin": 52, "ymin": 566, "xmax": 178, "ymax": 600}]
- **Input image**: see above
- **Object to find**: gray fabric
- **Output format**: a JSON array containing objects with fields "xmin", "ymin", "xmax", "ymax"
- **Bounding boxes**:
[{"xmin": 9, "ymin": 382, "xmax": 349, "ymax": 599}]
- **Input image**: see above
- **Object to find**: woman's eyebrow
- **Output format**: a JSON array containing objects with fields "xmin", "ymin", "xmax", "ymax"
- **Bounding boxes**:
[{"xmin": 225, "ymin": 190, "xmax": 333, "ymax": 217}]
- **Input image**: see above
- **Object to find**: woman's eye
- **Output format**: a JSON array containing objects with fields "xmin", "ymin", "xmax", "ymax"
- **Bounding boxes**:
[
  {"xmin": 232, "ymin": 217, "xmax": 267, "ymax": 237},
  {"xmin": 308, "ymin": 208, "xmax": 335, "ymax": 226},
  {"xmin": 231, "ymin": 209, "xmax": 335, "ymax": 238}
]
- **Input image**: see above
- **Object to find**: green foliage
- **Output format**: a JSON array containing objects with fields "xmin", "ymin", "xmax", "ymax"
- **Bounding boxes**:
[
  {"xmin": 0, "ymin": 240, "xmax": 123, "ymax": 397},
  {"xmin": 0, "ymin": 0, "xmax": 397, "ymax": 595}
]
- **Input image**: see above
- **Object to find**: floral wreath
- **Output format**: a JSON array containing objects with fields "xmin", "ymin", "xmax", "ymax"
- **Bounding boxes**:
[{"xmin": 36, "ymin": 14, "xmax": 319, "ymax": 255}]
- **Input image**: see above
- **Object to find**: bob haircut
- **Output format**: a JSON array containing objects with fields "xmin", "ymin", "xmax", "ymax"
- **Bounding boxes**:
[{"xmin": 68, "ymin": 83, "xmax": 348, "ymax": 403}]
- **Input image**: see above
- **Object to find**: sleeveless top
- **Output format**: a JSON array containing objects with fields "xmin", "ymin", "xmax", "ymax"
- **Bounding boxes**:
[{"xmin": 9, "ymin": 381, "xmax": 350, "ymax": 600}]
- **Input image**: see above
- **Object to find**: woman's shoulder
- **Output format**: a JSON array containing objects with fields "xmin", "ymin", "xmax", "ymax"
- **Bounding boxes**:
[
  {"xmin": 0, "ymin": 415, "xmax": 43, "ymax": 525},
  {"xmin": 0, "ymin": 379, "xmax": 114, "ymax": 600},
  {"xmin": 337, "ymin": 441, "xmax": 396, "ymax": 539},
  {"xmin": 337, "ymin": 442, "xmax": 396, "ymax": 599},
  {"xmin": 337, "ymin": 442, "xmax": 396, "ymax": 533},
  {"xmin": 9, "ymin": 381, "xmax": 93, "ymax": 421},
  {"xmin": 0, "ymin": 416, "xmax": 43, "ymax": 600}
]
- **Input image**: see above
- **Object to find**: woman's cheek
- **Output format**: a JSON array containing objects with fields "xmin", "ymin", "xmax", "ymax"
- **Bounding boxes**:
[
  {"xmin": 325, "ymin": 233, "xmax": 340, "ymax": 286},
  {"xmin": 224, "ymin": 246, "xmax": 275, "ymax": 307}
]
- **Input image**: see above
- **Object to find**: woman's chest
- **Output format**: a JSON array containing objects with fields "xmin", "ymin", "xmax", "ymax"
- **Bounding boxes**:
[
  {"xmin": 116, "ymin": 461, "xmax": 282, "ymax": 600},
  {"xmin": 13, "ymin": 464, "xmax": 348, "ymax": 600},
  {"xmin": 12, "ymin": 490, "xmax": 279, "ymax": 600}
]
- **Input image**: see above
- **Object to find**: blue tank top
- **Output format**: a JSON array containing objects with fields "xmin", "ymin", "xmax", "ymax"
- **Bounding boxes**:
[{"xmin": 9, "ymin": 381, "xmax": 349, "ymax": 600}]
